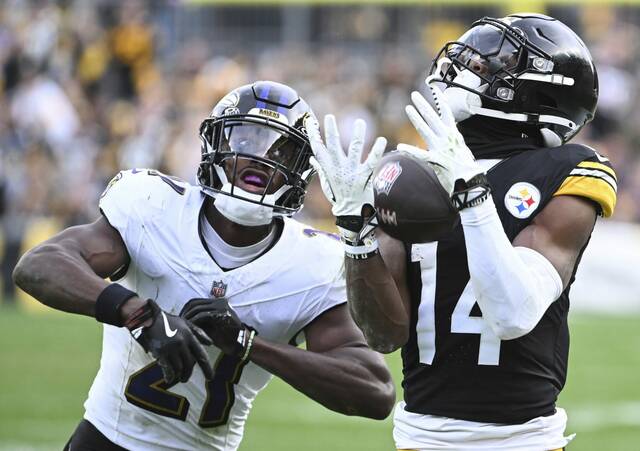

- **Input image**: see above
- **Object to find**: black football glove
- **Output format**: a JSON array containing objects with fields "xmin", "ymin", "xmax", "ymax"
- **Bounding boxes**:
[
  {"xmin": 130, "ymin": 299, "xmax": 215, "ymax": 384},
  {"xmin": 180, "ymin": 298, "xmax": 257, "ymax": 361}
]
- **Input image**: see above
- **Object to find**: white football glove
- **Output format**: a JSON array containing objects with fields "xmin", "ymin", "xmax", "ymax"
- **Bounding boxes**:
[
  {"xmin": 306, "ymin": 114, "xmax": 387, "ymax": 223},
  {"xmin": 401, "ymin": 84, "xmax": 483, "ymax": 196}
]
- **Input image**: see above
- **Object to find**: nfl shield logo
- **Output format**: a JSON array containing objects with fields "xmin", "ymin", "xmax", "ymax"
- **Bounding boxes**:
[
  {"xmin": 373, "ymin": 161, "xmax": 403, "ymax": 196},
  {"xmin": 210, "ymin": 280, "xmax": 227, "ymax": 298}
]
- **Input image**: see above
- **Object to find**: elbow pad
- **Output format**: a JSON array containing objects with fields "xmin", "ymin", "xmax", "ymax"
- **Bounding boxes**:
[{"xmin": 460, "ymin": 198, "xmax": 563, "ymax": 340}]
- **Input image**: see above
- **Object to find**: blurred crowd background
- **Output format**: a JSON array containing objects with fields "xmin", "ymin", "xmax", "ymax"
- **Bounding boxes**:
[{"xmin": 1, "ymin": 0, "xmax": 639, "ymax": 302}]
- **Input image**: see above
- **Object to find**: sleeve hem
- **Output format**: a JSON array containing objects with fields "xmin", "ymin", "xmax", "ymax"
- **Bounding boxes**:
[
  {"xmin": 100, "ymin": 208, "xmax": 132, "ymax": 280},
  {"xmin": 287, "ymin": 301, "xmax": 347, "ymax": 346}
]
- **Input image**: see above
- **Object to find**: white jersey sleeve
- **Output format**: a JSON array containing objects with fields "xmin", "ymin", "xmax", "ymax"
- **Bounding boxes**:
[
  {"xmin": 283, "ymin": 226, "xmax": 347, "ymax": 344},
  {"xmin": 99, "ymin": 169, "xmax": 186, "ymax": 268}
]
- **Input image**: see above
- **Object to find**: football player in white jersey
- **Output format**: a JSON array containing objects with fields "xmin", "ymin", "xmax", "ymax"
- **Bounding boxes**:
[{"xmin": 14, "ymin": 81, "xmax": 395, "ymax": 451}]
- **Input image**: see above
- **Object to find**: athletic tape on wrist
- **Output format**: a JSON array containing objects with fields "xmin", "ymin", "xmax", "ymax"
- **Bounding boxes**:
[
  {"xmin": 343, "ymin": 234, "xmax": 380, "ymax": 260},
  {"xmin": 95, "ymin": 283, "xmax": 139, "ymax": 327},
  {"xmin": 345, "ymin": 248, "xmax": 380, "ymax": 260}
]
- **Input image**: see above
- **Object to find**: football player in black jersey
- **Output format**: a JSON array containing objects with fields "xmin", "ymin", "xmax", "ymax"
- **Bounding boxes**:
[{"xmin": 307, "ymin": 13, "xmax": 617, "ymax": 450}]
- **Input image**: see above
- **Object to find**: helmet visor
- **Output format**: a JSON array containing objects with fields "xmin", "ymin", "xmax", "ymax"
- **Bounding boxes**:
[
  {"xmin": 446, "ymin": 24, "xmax": 523, "ymax": 83},
  {"xmin": 222, "ymin": 121, "xmax": 303, "ymax": 172},
  {"xmin": 206, "ymin": 116, "xmax": 312, "ymax": 202}
]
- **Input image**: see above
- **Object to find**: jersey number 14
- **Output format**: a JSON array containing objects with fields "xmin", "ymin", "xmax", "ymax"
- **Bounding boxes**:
[{"xmin": 416, "ymin": 242, "xmax": 501, "ymax": 366}]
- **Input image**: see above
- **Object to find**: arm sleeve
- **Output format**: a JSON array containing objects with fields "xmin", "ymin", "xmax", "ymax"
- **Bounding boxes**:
[{"xmin": 460, "ymin": 197, "xmax": 563, "ymax": 340}]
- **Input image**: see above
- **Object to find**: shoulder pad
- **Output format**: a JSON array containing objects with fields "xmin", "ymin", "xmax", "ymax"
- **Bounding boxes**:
[{"xmin": 99, "ymin": 168, "xmax": 189, "ymax": 229}]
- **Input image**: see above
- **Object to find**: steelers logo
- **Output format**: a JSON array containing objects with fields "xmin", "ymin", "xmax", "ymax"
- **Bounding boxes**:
[{"xmin": 504, "ymin": 182, "xmax": 541, "ymax": 219}]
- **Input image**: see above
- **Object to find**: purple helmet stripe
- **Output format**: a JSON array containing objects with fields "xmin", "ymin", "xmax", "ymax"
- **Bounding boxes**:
[
  {"xmin": 255, "ymin": 84, "xmax": 271, "ymax": 109},
  {"xmin": 276, "ymin": 91, "xmax": 291, "ymax": 113}
]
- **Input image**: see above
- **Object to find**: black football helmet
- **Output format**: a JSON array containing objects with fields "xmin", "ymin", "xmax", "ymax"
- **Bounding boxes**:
[
  {"xmin": 198, "ymin": 81, "xmax": 314, "ymax": 216},
  {"xmin": 429, "ymin": 13, "xmax": 598, "ymax": 143}
]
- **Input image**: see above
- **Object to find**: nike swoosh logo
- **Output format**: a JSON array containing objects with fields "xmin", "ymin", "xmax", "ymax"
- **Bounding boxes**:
[{"xmin": 161, "ymin": 312, "xmax": 177, "ymax": 337}]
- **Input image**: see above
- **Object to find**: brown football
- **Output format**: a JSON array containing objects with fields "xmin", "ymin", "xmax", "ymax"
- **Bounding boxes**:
[{"xmin": 372, "ymin": 150, "xmax": 459, "ymax": 243}]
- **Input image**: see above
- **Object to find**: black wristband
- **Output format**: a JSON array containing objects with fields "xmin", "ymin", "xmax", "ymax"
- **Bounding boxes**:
[
  {"xmin": 451, "ymin": 174, "xmax": 492, "ymax": 211},
  {"xmin": 336, "ymin": 215, "xmax": 366, "ymax": 233},
  {"xmin": 95, "ymin": 283, "xmax": 138, "ymax": 327}
]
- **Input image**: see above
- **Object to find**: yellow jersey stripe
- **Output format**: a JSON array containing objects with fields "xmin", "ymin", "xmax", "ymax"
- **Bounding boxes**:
[
  {"xmin": 554, "ymin": 175, "xmax": 616, "ymax": 217},
  {"xmin": 577, "ymin": 161, "xmax": 617, "ymax": 180},
  {"xmin": 568, "ymin": 168, "xmax": 617, "ymax": 192}
]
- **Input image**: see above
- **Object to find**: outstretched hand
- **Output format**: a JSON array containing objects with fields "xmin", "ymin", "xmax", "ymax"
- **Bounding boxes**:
[
  {"xmin": 400, "ymin": 83, "xmax": 482, "ymax": 196},
  {"xmin": 305, "ymin": 115, "xmax": 387, "ymax": 224}
]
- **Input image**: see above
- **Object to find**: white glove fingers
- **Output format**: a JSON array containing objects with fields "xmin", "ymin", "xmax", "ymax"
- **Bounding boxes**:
[
  {"xmin": 397, "ymin": 143, "xmax": 440, "ymax": 165},
  {"xmin": 304, "ymin": 115, "xmax": 322, "ymax": 145},
  {"xmin": 405, "ymin": 105, "xmax": 439, "ymax": 148},
  {"xmin": 364, "ymin": 136, "xmax": 387, "ymax": 170},
  {"xmin": 410, "ymin": 91, "xmax": 447, "ymax": 136},
  {"xmin": 309, "ymin": 156, "xmax": 331, "ymax": 183},
  {"xmin": 308, "ymin": 155, "xmax": 322, "ymax": 174},
  {"xmin": 323, "ymin": 114, "xmax": 345, "ymax": 166},
  {"xmin": 305, "ymin": 116, "xmax": 333, "ymax": 169},
  {"xmin": 309, "ymin": 156, "xmax": 336, "ymax": 202},
  {"xmin": 396, "ymin": 143, "xmax": 425, "ymax": 154},
  {"xmin": 396, "ymin": 143, "xmax": 427, "ymax": 158},
  {"xmin": 396, "ymin": 144, "xmax": 453, "ymax": 194},
  {"xmin": 347, "ymin": 118, "xmax": 367, "ymax": 166},
  {"xmin": 426, "ymin": 83, "xmax": 456, "ymax": 127}
]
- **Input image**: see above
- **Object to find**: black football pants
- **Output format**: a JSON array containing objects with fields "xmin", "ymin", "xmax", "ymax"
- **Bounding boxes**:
[{"xmin": 63, "ymin": 420, "xmax": 128, "ymax": 451}]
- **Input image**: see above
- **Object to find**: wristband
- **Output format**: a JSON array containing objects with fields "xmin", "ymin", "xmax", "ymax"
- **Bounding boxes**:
[
  {"xmin": 342, "ymin": 233, "xmax": 380, "ymax": 260},
  {"xmin": 336, "ymin": 212, "xmax": 377, "ymax": 243},
  {"xmin": 452, "ymin": 174, "xmax": 492, "ymax": 211},
  {"xmin": 95, "ymin": 283, "xmax": 138, "ymax": 327},
  {"xmin": 240, "ymin": 328, "xmax": 257, "ymax": 361}
]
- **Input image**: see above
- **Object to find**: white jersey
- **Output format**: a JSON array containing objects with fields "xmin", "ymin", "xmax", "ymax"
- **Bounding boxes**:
[{"xmin": 84, "ymin": 169, "xmax": 346, "ymax": 451}]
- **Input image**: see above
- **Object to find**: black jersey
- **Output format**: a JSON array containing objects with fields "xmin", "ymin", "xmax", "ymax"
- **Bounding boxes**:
[{"xmin": 401, "ymin": 143, "xmax": 617, "ymax": 425}]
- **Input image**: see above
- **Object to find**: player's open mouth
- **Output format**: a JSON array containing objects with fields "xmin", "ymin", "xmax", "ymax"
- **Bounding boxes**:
[{"xmin": 239, "ymin": 168, "xmax": 270, "ymax": 191}]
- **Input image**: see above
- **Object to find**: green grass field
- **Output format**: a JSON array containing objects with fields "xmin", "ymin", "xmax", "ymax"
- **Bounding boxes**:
[{"xmin": 1, "ymin": 308, "xmax": 639, "ymax": 451}]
